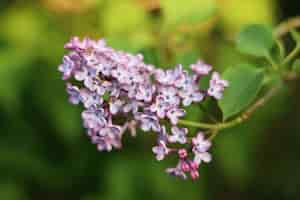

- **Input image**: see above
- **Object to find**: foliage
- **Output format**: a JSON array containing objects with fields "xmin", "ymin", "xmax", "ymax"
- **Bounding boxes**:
[
  {"xmin": 236, "ymin": 24, "xmax": 274, "ymax": 57},
  {"xmin": 219, "ymin": 64, "xmax": 264, "ymax": 120}
]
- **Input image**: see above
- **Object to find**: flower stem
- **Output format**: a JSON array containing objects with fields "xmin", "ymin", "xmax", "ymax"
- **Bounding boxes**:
[
  {"xmin": 276, "ymin": 39, "xmax": 285, "ymax": 59},
  {"xmin": 275, "ymin": 16, "xmax": 300, "ymax": 38},
  {"xmin": 264, "ymin": 51, "xmax": 279, "ymax": 70},
  {"xmin": 178, "ymin": 119, "xmax": 217, "ymax": 129},
  {"xmin": 282, "ymin": 44, "xmax": 300, "ymax": 66},
  {"xmin": 178, "ymin": 83, "xmax": 283, "ymax": 131}
]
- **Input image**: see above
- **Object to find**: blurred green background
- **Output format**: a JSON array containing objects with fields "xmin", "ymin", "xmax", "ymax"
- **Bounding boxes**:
[{"xmin": 0, "ymin": 0, "xmax": 300, "ymax": 199}]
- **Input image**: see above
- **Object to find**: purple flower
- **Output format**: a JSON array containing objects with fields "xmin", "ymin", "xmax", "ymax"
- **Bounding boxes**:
[
  {"xmin": 121, "ymin": 67, "xmax": 144, "ymax": 85},
  {"xmin": 168, "ymin": 126, "xmax": 188, "ymax": 144},
  {"xmin": 179, "ymin": 89, "xmax": 204, "ymax": 106},
  {"xmin": 194, "ymin": 152, "xmax": 212, "ymax": 165},
  {"xmin": 152, "ymin": 141, "xmax": 170, "ymax": 161},
  {"xmin": 92, "ymin": 81, "xmax": 107, "ymax": 96},
  {"xmin": 64, "ymin": 37, "xmax": 83, "ymax": 50},
  {"xmin": 135, "ymin": 113, "xmax": 161, "ymax": 132},
  {"xmin": 150, "ymin": 96, "xmax": 169, "ymax": 118},
  {"xmin": 109, "ymin": 99, "xmax": 124, "ymax": 115},
  {"xmin": 174, "ymin": 71, "xmax": 193, "ymax": 89},
  {"xmin": 74, "ymin": 66, "xmax": 100, "ymax": 90},
  {"xmin": 82, "ymin": 108, "xmax": 107, "ymax": 129},
  {"xmin": 157, "ymin": 125, "xmax": 169, "ymax": 143},
  {"xmin": 83, "ymin": 53, "xmax": 99, "ymax": 67},
  {"xmin": 64, "ymin": 37, "xmax": 95, "ymax": 51},
  {"xmin": 99, "ymin": 124, "xmax": 122, "ymax": 137},
  {"xmin": 135, "ymin": 84, "xmax": 155, "ymax": 102},
  {"xmin": 80, "ymin": 89, "xmax": 103, "ymax": 108},
  {"xmin": 66, "ymin": 83, "xmax": 81, "ymax": 104},
  {"xmin": 207, "ymin": 72, "xmax": 229, "ymax": 99},
  {"xmin": 123, "ymin": 101, "xmax": 139, "ymax": 113},
  {"xmin": 155, "ymin": 69, "xmax": 177, "ymax": 85},
  {"xmin": 158, "ymin": 86, "xmax": 180, "ymax": 106},
  {"xmin": 58, "ymin": 56, "xmax": 75, "ymax": 80},
  {"xmin": 98, "ymin": 62, "xmax": 113, "ymax": 76},
  {"xmin": 92, "ymin": 133, "xmax": 122, "ymax": 152},
  {"xmin": 166, "ymin": 108, "xmax": 186, "ymax": 125},
  {"xmin": 192, "ymin": 132, "xmax": 211, "ymax": 153},
  {"xmin": 190, "ymin": 60, "xmax": 212, "ymax": 76},
  {"xmin": 59, "ymin": 36, "xmax": 228, "ymax": 180},
  {"xmin": 192, "ymin": 132, "xmax": 212, "ymax": 165},
  {"xmin": 107, "ymin": 81, "xmax": 121, "ymax": 98},
  {"xmin": 111, "ymin": 66, "xmax": 130, "ymax": 84},
  {"xmin": 92, "ymin": 39, "xmax": 107, "ymax": 51},
  {"xmin": 74, "ymin": 68, "xmax": 87, "ymax": 81},
  {"xmin": 166, "ymin": 161, "xmax": 187, "ymax": 179}
]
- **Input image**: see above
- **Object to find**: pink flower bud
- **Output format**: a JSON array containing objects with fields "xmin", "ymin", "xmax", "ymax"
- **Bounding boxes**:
[
  {"xmin": 181, "ymin": 161, "xmax": 190, "ymax": 172},
  {"xmin": 190, "ymin": 170, "xmax": 199, "ymax": 180},
  {"xmin": 189, "ymin": 160, "xmax": 199, "ymax": 170},
  {"xmin": 178, "ymin": 148, "xmax": 188, "ymax": 158}
]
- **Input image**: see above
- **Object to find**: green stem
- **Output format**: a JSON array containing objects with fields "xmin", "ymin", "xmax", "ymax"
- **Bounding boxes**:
[
  {"xmin": 178, "ymin": 116, "xmax": 244, "ymax": 131},
  {"xmin": 276, "ymin": 39, "xmax": 285, "ymax": 59},
  {"xmin": 264, "ymin": 51, "xmax": 279, "ymax": 70},
  {"xmin": 282, "ymin": 44, "xmax": 300, "ymax": 66},
  {"xmin": 178, "ymin": 83, "xmax": 283, "ymax": 131},
  {"xmin": 275, "ymin": 16, "xmax": 300, "ymax": 38},
  {"xmin": 178, "ymin": 119, "xmax": 217, "ymax": 129}
]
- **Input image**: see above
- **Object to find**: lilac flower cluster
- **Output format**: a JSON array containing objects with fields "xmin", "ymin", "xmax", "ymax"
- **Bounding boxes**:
[{"xmin": 58, "ymin": 37, "xmax": 228, "ymax": 180}]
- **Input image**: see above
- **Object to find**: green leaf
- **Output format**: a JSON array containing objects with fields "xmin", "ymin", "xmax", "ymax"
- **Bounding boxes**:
[
  {"xmin": 236, "ymin": 24, "xmax": 274, "ymax": 56},
  {"xmin": 184, "ymin": 104, "xmax": 203, "ymax": 135},
  {"xmin": 161, "ymin": 0, "xmax": 216, "ymax": 29},
  {"xmin": 219, "ymin": 64, "xmax": 264, "ymax": 120},
  {"xmin": 292, "ymin": 59, "xmax": 300, "ymax": 73}
]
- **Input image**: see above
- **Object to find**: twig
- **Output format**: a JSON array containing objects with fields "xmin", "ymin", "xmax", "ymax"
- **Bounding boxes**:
[
  {"xmin": 178, "ymin": 83, "xmax": 283, "ymax": 131},
  {"xmin": 275, "ymin": 16, "xmax": 300, "ymax": 38},
  {"xmin": 264, "ymin": 51, "xmax": 279, "ymax": 70},
  {"xmin": 282, "ymin": 44, "xmax": 300, "ymax": 66}
]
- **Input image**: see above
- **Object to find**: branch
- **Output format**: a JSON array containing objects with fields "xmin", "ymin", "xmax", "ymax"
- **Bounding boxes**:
[
  {"xmin": 178, "ymin": 83, "xmax": 283, "ymax": 131},
  {"xmin": 275, "ymin": 16, "xmax": 300, "ymax": 38},
  {"xmin": 218, "ymin": 83, "xmax": 283, "ymax": 129},
  {"xmin": 282, "ymin": 44, "xmax": 300, "ymax": 66}
]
